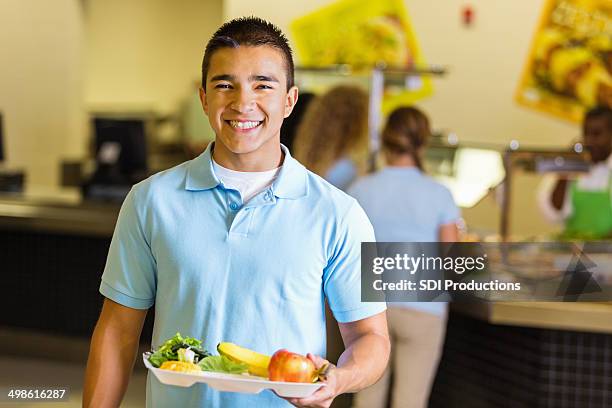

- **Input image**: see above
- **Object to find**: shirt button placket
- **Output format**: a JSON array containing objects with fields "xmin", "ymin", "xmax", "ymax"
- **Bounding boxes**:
[{"xmin": 227, "ymin": 189, "xmax": 242, "ymax": 212}]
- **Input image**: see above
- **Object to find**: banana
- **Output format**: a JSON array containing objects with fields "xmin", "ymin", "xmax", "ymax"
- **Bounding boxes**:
[{"xmin": 217, "ymin": 342, "xmax": 271, "ymax": 378}]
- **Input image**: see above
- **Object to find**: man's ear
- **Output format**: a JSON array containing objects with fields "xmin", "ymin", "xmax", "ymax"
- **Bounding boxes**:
[
  {"xmin": 284, "ymin": 86, "xmax": 299, "ymax": 118},
  {"xmin": 199, "ymin": 86, "xmax": 208, "ymax": 114}
]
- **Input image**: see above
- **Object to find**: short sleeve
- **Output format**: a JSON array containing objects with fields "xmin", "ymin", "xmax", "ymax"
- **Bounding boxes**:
[
  {"xmin": 100, "ymin": 186, "xmax": 157, "ymax": 309},
  {"xmin": 323, "ymin": 200, "xmax": 386, "ymax": 323},
  {"xmin": 438, "ymin": 187, "xmax": 461, "ymax": 225}
]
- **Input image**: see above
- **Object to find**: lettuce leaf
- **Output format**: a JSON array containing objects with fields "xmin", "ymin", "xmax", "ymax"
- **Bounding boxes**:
[
  {"xmin": 198, "ymin": 355, "xmax": 248, "ymax": 374},
  {"xmin": 148, "ymin": 333, "xmax": 209, "ymax": 368}
]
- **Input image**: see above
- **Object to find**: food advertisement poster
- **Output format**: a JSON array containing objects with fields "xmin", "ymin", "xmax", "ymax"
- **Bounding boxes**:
[
  {"xmin": 516, "ymin": 0, "xmax": 612, "ymax": 123},
  {"xmin": 290, "ymin": 0, "xmax": 432, "ymax": 112}
]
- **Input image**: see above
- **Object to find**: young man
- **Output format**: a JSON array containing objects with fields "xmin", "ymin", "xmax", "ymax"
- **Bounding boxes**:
[
  {"xmin": 538, "ymin": 106, "xmax": 612, "ymax": 239},
  {"xmin": 83, "ymin": 17, "xmax": 389, "ymax": 408}
]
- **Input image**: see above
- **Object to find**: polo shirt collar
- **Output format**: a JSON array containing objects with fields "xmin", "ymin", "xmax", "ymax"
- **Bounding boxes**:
[
  {"xmin": 185, "ymin": 143, "xmax": 220, "ymax": 191},
  {"xmin": 273, "ymin": 145, "xmax": 308, "ymax": 199},
  {"xmin": 185, "ymin": 142, "xmax": 308, "ymax": 199}
]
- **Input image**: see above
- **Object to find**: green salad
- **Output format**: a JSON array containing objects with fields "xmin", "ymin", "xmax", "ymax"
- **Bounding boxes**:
[
  {"xmin": 198, "ymin": 355, "xmax": 248, "ymax": 374},
  {"xmin": 148, "ymin": 333, "xmax": 248, "ymax": 375},
  {"xmin": 148, "ymin": 333, "xmax": 210, "ymax": 368}
]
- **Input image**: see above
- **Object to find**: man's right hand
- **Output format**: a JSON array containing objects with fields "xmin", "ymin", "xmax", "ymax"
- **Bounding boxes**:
[{"xmin": 83, "ymin": 298, "xmax": 148, "ymax": 408}]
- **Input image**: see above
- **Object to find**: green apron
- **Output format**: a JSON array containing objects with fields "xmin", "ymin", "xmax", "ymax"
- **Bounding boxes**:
[{"xmin": 564, "ymin": 173, "xmax": 612, "ymax": 239}]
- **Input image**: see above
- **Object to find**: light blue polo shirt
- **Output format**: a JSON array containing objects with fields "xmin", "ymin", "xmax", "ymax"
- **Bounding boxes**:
[
  {"xmin": 100, "ymin": 143, "xmax": 385, "ymax": 408},
  {"xmin": 348, "ymin": 166, "xmax": 460, "ymax": 316}
]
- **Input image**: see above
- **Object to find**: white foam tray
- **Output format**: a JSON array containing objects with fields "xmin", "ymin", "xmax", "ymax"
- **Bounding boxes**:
[{"xmin": 143, "ymin": 353, "xmax": 324, "ymax": 398}]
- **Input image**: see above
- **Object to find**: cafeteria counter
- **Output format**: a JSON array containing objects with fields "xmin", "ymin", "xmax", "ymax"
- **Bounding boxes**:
[
  {"xmin": 0, "ymin": 189, "xmax": 119, "ymax": 236},
  {"xmin": 0, "ymin": 190, "xmax": 154, "ymax": 343},
  {"xmin": 453, "ymin": 301, "xmax": 612, "ymax": 334},
  {"xmin": 429, "ymin": 302, "xmax": 612, "ymax": 407}
]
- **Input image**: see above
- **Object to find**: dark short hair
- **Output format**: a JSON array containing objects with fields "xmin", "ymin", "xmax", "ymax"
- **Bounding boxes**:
[
  {"xmin": 585, "ymin": 106, "xmax": 612, "ymax": 131},
  {"xmin": 201, "ymin": 17, "xmax": 294, "ymax": 91}
]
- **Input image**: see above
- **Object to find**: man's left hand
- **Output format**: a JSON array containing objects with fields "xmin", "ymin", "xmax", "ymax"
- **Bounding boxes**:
[{"xmin": 284, "ymin": 354, "xmax": 341, "ymax": 408}]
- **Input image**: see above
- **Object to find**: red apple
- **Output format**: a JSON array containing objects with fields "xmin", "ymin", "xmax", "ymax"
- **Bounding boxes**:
[{"xmin": 268, "ymin": 349, "xmax": 316, "ymax": 383}]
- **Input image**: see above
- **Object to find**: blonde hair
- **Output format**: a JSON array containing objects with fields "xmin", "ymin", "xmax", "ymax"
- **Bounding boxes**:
[
  {"xmin": 382, "ymin": 106, "xmax": 431, "ymax": 170},
  {"xmin": 293, "ymin": 85, "xmax": 369, "ymax": 176}
]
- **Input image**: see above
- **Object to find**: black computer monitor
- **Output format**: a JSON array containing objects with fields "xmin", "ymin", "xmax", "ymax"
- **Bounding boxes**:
[
  {"xmin": 0, "ymin": 112, "xmax": 4, "ymax": 162},
  {"xmin": 93, "ymin": 117, "xmax": 148, "ymax": 178}
]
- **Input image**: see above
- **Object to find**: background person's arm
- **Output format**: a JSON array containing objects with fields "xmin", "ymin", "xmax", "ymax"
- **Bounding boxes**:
[
  {"xmin": 439, "ymin": 222, "xmax": 459, "ymax": 242},
  {"xmin": 286, "ymin": 311, "xmax": 390, "ymax": 408},
  {"xmin": 551, "ymin": 178, "xmax": 569, "ymax": 211},
  {"xmin": 83, "ymin": 298, "xmax": 148, "ymax": 408}
]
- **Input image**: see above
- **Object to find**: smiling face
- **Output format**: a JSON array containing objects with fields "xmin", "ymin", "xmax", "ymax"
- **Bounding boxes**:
[{"xmin": 200, "ymin": 46, "xmax": 298, "ymax": 170}]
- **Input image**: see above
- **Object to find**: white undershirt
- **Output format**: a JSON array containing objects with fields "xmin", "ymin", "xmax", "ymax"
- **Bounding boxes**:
[{"xmin": 212, "ymin": 159, "xmax": 282, "ymax": 203}]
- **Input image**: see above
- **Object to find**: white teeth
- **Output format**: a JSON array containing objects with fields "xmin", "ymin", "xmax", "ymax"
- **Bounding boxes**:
[{"xmin": 229, "ymin": 120, "xmax": 261, "ymax": 129}]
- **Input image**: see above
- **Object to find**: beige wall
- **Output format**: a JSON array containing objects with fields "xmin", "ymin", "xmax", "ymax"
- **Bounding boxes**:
[
  {"xmin": 85, "ymin": 0, "xmax": 223, "ymax": 114},
  {"xmin": 0, "ymin": 0, "xmax": 86, "ymax": 187},
  {"xmin": 0, "ymin": 0, "xmax": 223, "ymax": 188}
]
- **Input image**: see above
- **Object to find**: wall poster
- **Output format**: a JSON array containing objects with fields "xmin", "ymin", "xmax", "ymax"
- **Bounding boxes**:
[{"xmin": 516, "ymin": 0, "xmax": 611, "ymax": 122}]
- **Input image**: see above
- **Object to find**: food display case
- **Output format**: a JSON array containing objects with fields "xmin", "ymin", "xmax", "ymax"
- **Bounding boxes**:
[
  {"xmin": 423, "ymin": 139, "xmax": 505, "ymax": 209},
  {"xmin": 420, "ymin": 144, "xmax": 612, "ymax": 407},
  {"xmin": 500, "ymin": 147, "xmax": 589, "ymax": 241},
  {"xmin": 429, "ymin": 241, "xmax": 612, "ymax": 407}
]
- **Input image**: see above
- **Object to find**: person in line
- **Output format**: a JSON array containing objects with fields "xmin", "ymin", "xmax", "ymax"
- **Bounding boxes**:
[
  {"xmin": 349, "ymin": 106, "xmax": 460, "ymax": 408},
  {"xmin": 83, "ymin": 16, "xmax": 389, "ymax": 408},
  {"xmin": 280, "ymin": 91, "xmax": 316, "ymax": 152},
  {"xmin": 538, "ymin": 106, "xmax": 612, "ymax": 239},
  {"xmin": 293, "ymin": 85, "xmax": 370, "ymax": 191}
]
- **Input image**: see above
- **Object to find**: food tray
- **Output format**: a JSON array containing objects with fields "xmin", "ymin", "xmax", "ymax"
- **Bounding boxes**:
[{"xmin": 143, "ymin": 353, "xmax": 324, "ymax": 398}]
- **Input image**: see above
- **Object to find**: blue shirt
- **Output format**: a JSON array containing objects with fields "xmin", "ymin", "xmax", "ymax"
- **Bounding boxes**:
[
  {"xmin": 325, "ymin": 157, "xmax": 358, "ymax": 191},
  {"xmin": 348, "ymin": 167, "xmax": 460, "ymax": 316},
  {"xmin": 100, "ymin": 143, "xmax": 385, "ymax": 408}
]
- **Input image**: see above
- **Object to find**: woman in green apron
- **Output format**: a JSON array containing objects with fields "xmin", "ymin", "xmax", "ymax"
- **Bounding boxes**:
[
  {"xmin": 550, "ymin": 106, "xmax": 612, "ymax": 240},
  {"xmin": 563, "ymin": 175, "xmax": 612, "ymax": 239}
]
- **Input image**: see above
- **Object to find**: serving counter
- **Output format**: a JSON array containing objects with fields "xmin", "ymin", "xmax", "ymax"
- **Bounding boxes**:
[
  {"xmin": 430, "ymin": 302, "xmax": 612, "ymax": 407},
  {"xmin": 0, "ymin": 190, "xmax": 118, "ymax": 236},
  {"xmin": 453, "ymin": 301, "xmax": 612, "ymax": 333},
  {"xmin": 0, "ymin": 189, "xmax": 153, "ymax": 342}
]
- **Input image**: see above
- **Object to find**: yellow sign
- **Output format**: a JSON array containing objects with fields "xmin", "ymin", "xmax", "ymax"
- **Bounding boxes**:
[
  {"xmin": 291, "ymin": 0, "xmax": 432, "ymax": 111},
  {"xmin": 516, "ymin": 0, "xmax": 612, "ymax": 122}
]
